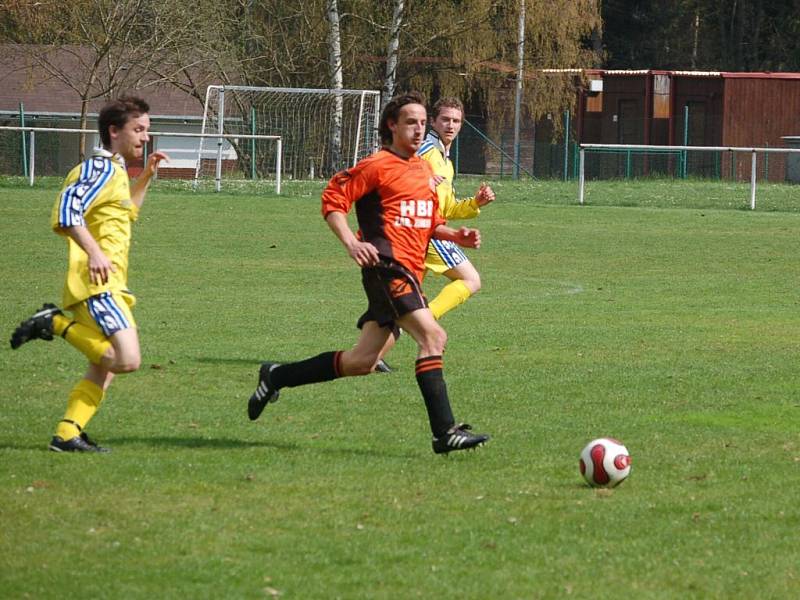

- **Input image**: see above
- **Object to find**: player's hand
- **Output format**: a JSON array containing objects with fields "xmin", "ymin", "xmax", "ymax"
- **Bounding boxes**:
[
  {"xmin": 456, "ymin": 227, "xmax": 481, "ymax": 249},
  {"xmin": 432, "ymin": 174, "xmax": 446, "ymax": 187},
  {"xmin": 87, "ymin": 250, "xmax": 116, "ymax": 285},
  {"xmin": 144, "ymin": 151, "xmax": 170, "ymax": 177},
  {"xmin": 348, "ymin": 240, "xmax": 380, "ymax": 267},
  {"xmin": 475, "ymin": 182, "xmax": 495, "ymax": 206}
]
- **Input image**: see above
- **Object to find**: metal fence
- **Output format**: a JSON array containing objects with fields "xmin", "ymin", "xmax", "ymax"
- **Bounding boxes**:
[
  {"xmin": 0, "ymin": 126, "xmax": 282, "ymax": 193},
  {"xmin": 578, "ymin": 143, "xmax": 800, "ymax": 209}
]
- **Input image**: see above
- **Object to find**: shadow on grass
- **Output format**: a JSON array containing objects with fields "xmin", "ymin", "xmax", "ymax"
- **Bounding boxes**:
[
  {"xmin": 104, "ymin": 436, "xmax": 419, "ymax": 460},
  {"xmin": 195, "ymin": 357, "xmax": 263, "ymax": 366},
  {"xmin": 0, "ymin": 436, "xmax": 422, "ymax": 460},
  {"xmin": 106, "ymin": 436, "xmax": 299, "ymax": 451}
]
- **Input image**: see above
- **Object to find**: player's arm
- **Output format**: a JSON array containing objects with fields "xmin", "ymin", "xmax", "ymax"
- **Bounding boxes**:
[
  {"xmin": 442, "ymin": 183, "xmax": 495, "ymax": 219},
  {"xmin": 325, "ymin": 211, "xmax": 379, "ymax": 267},
  {"xmin": 321, "ymin": 164, "xmax": 379, "ymax": 267},
  {"xmin": 443, "ymin": 192, "xmax": 480, "ymax": 219},
  {"xmin": 130, "ymin": 151, "xmax": 169, "ymax": 209},
  {"xmin": 426, "ymin": 149, "xmax": 483, "ymax": 220},
  {"xmin": 432, "ymin": 224, "xmax": 481, "ymax": 249},
  {"xmin": 474, "ymin": 182, "xmax": 495, "ymax": 207},
  {"xmin": 52, "ymin": 166, "xmax": 117, "ymax": 284},
  {"xmin": 61, "ymin": 226, "xmax": 116, "ymax": 285}
]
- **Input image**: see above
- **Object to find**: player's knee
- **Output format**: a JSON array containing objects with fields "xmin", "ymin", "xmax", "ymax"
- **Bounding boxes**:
[
  {"xmin": 112, "ymin": 353, "xmax": 141, "ymax": 373},
  {"xmin": 419, "ymin": 324, "xmax": 447, "ymax": 355},
  {"xmin": 97, "ymin": 346, "xmax": 117, "ymax": 369},
  {"xmin": 466, "ymin": 274, "xmax": 481, "ymax": 294}
]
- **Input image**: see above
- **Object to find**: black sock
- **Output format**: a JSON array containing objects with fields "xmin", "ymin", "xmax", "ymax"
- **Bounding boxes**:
[
  {"xmin": 271, "ymin": 351, "xmax": 342, "ymax": 389},
  {"xmin": 415, "ymin": 356, "xmax": 455, "ymax": 437}
]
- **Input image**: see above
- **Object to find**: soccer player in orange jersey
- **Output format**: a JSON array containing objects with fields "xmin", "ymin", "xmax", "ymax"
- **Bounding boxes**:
[{"xmin": 247, "ymin": 91, "xmax": 490, "ymax": 454}]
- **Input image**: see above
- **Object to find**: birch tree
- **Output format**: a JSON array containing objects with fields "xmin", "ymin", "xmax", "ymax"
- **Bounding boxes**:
[
  {"xmin": 381, "ymin": 0, "xmax": 405, "ymax": 108},
  {"xmin": 326, "ymin": 0, "xmax": 345, "ymax": 170}
]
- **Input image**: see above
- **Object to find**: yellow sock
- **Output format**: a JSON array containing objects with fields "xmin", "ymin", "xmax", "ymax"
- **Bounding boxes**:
[
  {"xmin": 428, "ymin": 279, "xmax": 473, "ymax": 320},
  {"xmin": 53, "ymin": 314, "xmax": 111, "ymax": 365},
  {"xmin": 55, "ymin": 379, "xmax": 104, "ymax": 440}
]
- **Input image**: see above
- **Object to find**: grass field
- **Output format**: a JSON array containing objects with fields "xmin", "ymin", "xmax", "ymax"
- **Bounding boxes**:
[{"xmin": 1, "ymin": 176, "xmax": 799, "ymax": 598}]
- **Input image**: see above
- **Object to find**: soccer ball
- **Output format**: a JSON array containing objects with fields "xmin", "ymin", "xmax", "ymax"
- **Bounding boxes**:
[{"xmin": 579, "ymin": 438, "xmax": 631, "ymax": 488}]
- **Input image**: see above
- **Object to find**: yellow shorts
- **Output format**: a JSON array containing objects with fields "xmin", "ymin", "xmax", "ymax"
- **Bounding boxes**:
[
  {"xmin": 424, "ymin": 240, "xmax": 470, "ymax": 275},
  {"xmin": 68, "ymin": 291, "xmax": 137, "ymax": 337}
]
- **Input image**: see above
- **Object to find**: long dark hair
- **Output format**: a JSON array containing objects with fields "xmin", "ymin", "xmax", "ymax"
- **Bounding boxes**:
[{"xmin": 378, "ymin": 91, "xmax": 426, "ymax": 145}]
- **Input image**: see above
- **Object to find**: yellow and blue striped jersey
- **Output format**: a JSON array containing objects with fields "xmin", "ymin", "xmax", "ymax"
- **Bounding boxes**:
[
  {"xmin": 51, "ymin": 148, "xmax": 138, "ymax": 307},
  {"xmin": 417, "ymin": 130, "xmax": 480, "ymax": 220}
]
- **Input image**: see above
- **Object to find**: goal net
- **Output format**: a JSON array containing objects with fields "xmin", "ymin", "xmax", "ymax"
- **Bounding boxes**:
[{"xmin": 196, "ymin": 85, "xmax": 381, "ymax": 181}]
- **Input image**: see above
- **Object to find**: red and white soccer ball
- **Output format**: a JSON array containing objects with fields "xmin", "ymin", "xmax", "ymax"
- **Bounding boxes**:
[{"xmin": 579, "ymin": 438, "xmax": 631, "ymax": 488}]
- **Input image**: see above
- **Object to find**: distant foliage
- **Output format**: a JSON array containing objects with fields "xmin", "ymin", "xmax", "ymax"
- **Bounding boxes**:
[{"xmin": 602, "ymin": 0, "xmax": 800, "ymax": 71}]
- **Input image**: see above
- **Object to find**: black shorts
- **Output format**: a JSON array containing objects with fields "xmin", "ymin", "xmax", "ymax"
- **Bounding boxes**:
[{"xmin": 356, "ymin": 260, "xmax": 427, "ymax": 334}]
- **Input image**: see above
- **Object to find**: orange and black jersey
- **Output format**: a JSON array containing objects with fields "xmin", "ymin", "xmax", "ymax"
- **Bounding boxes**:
[{"xmin": 322, "ymin": 148, "xmax": 445, "ymax": 280}]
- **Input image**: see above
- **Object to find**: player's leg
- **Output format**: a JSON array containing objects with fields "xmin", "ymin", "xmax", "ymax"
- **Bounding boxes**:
[
  {"xmin": 10, "ymin": 293, "xmax": 137, "ymax": 370},
  {"xmin": 53, "ymin": 313, "xmax": 114, "ymax": 366},
  {"xmin": 340, "ymin": 321, "xmax": 395, "ymax": 375},
  {"xmin": 398, "ymin": 307, "xmax": 489, "ymax": 454},
  {"xmin": 50, "ymin": 363, "xmax": 114, "ymax": 453},
  {"xmin": 428, "ymin": 260, "xmax": 480, "ymax": 320},
  {"xmin": 10, "ymin": 303, "xmax": 63, "ymax": 349},
  {"xmin": 10, "ymin": 303, "xmax": 113, "ymax": 364},
  {"xmin": 425, "ymin": 240, "xmax": 477, "ymax": 320},
  {"xmin": 247, "ymin": 322, "xmax": 394, "ymax": 421},
  {"xmin": 49, "ymin": 295, "xmax": 140, "ymax": 453},
  {"xmin": 373, "ymin": 327, "xmax": 399, "ymax": 373},
  {"xmin": 50, "ymin": 326, "xmax": 140, "ymax": 452}
]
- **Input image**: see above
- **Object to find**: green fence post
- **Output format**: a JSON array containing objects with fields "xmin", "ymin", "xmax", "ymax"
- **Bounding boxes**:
[
  {"xmin": 764, "ymin": 142, "xmax": 769, "ymax": 181},
  {"xmin": 682, "ymin": 105, "xmax": 689, "ymax": 179},
  {"xmin": 572, "ymin": 142, "xmax": 579, "ymax": 179},
  {"xmin": 20, "ymin": 102, "xmax": 28, "ymax": 177},
  {"xmin": 730, "ymin": 151, "xmax": 735, "ymax": 181},
  {"xmin": 499, "ymin": 132, "xmax": 504, "ymax": 176},
  {"xmin": 251, "ymin": 106, "xmax": 257, "ymax": 180},
  {"xmin": 626, "ymin": 150, "xmax": 632, "ymax": 178},
  {"xmin": 563, "ymin": 110, "xmax": 570, "ymax": 181}
]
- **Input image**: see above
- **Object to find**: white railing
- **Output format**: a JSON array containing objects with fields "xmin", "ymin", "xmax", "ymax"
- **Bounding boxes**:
[
  {"xmin": 0, "ymin": 126, "xmax": 282, "ymax": 194},
  {"xmin": 578, "ymin": 143, "xmax": 800, "ymax": 210}
]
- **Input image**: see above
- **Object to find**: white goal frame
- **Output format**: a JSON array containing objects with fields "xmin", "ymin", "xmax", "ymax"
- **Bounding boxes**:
[
  {"xmin": 1, "ymin": 126, "xmax": 282, "ymax": 193},
  {"xmin": 196, "ymin": 85, "xmax": 381, "ymax": 184},
  {"xmin": 578, "ymin": 143, "xmax": 800, "ymax": 210}
]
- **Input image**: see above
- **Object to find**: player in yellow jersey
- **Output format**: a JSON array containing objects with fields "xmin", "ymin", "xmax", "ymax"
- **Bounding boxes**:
[
  {"xmin": 9, "ymin": 96, "xmax": 168, "ymax": 453},
  {"xmin": 419, "ymin": 97, "xmax": 495, "ymax": 319}
]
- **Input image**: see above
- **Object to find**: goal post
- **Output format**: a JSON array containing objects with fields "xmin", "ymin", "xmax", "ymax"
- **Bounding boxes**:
[{"xmin": 196, "ymin": 85, "xmax": 381, "ymax": 182}]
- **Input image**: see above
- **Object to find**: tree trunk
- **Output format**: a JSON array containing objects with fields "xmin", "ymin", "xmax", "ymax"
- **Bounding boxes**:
[
  {"xmin": 326, "ymin": 0, "xmax": 344, "ymax": 172},
  {"xmin": 382, "ymin": 0, "xmax": 405, "ymax": 110},
  {"xmin": 591, "ymin": 0, "xmax": 602, "ymax": 67},
  {"xmin": 78, "ymin": 96, "xmax": 90, "ymax": 161}
]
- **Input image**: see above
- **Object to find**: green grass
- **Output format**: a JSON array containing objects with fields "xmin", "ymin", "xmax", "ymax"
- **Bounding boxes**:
[{"xmin": 1, "ymin": 178, "xmax": 799, "ymax": 598}]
